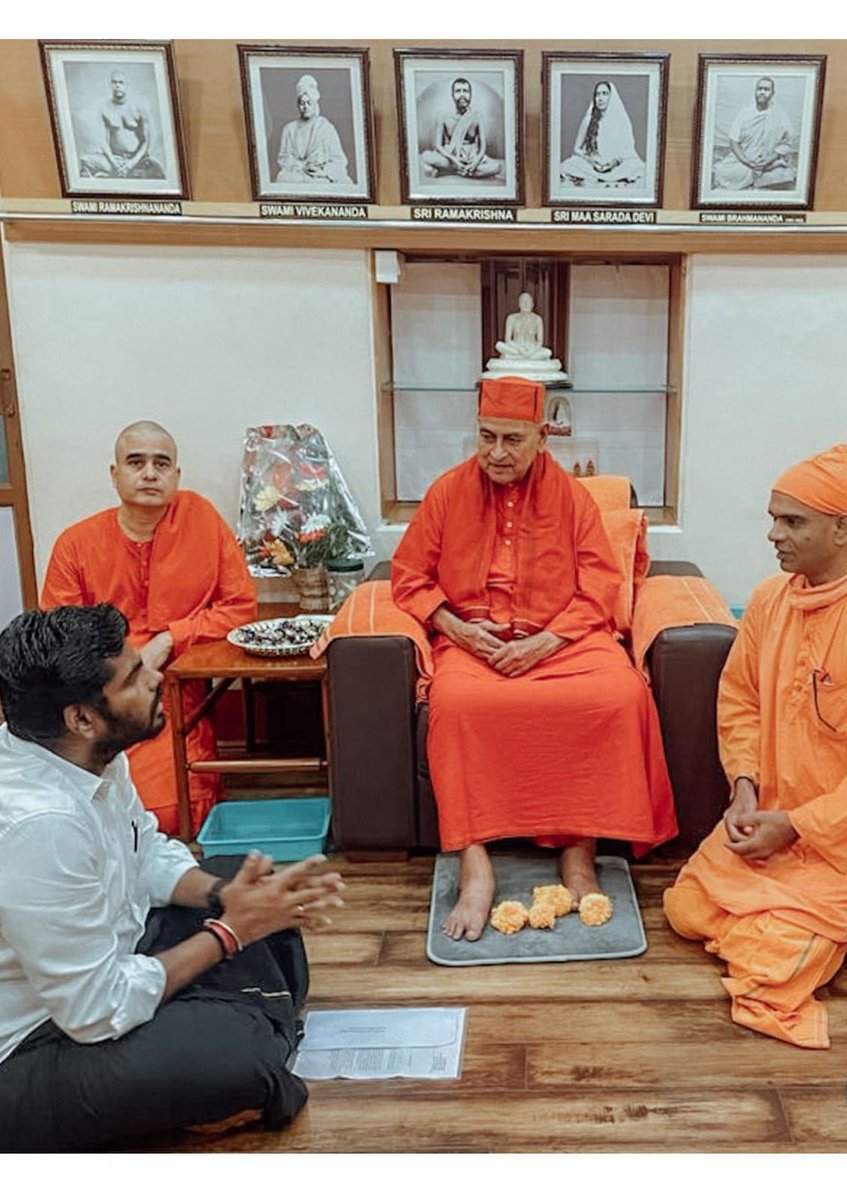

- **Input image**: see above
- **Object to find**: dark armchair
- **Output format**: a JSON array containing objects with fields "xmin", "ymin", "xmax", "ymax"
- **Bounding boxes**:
[{"xmin": 325, "ymin": 557, "xmax": 737, "ymax": 859}]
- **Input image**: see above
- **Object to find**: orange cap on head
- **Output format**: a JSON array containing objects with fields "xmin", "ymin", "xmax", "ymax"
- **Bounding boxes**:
[
  {"xmin": 773, "ymin": 444, "xmax": 847, "ymax": 515},
  {"xmin": 478, "ymin": 376, "xmax": 546, "ymax": 424}
]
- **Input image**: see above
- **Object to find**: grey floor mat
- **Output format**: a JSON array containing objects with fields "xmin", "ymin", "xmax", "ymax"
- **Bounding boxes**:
[{"xmin": 427, "ymin": 851, "xmax": 646, "ymax": 966}]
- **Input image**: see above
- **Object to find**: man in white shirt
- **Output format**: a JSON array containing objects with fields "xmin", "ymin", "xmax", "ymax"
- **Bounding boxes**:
[{"xmin": 0, "ymin": 603, "xmax": 344, "ymax": 1151}]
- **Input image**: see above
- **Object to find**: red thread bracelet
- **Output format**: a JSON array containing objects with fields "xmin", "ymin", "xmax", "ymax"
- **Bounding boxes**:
[
  {"xmin": 203, "ymin": 917, "xmax": 242, "ymax": 958},
  {"xmin": 203, "ymin": 923, "xmax": 228, "ymax": 960}
]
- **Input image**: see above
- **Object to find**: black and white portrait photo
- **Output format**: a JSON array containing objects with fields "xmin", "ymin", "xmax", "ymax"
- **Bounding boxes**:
[
  {"xmin": 239, "ymin": 47, "xmax": 374, "ymax": 203},
  {"xmin": 543, "ymin": 53, "xmax": 668, "ymax": 207},
  {"xmin": 39, "ymin": 42, "xmax": 188, "ymax": 198},
  {"xmin": 693, "ymin": 55, "xmax": 826, "ymax": 209},
  {"xmin": 395, "ymin": 50, "xmax": 523, "ymax": 205}
]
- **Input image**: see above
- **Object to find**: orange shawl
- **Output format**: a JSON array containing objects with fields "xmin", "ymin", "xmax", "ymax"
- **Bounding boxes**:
[{"xmin": 426, "ymin": 453, "xmax": 614, "ymax": 637}]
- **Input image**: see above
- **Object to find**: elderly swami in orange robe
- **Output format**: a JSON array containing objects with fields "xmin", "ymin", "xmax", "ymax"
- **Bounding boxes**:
[
  {"xmin": 392, "ymin": 376, "xmax": 677, "ymax": 940},
  {"xmin": 41, "ymin": 421, "xmax": 257, "ymax": 837},
  {"xmin": 664, "ymin": 444, "xmax": 847, "ymax": 1049}
]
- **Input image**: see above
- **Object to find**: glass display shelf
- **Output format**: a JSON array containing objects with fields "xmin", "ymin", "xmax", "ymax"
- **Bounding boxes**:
[{"xmin": 383, "ymin": 383, "xmax": 674, "ymax": 395}]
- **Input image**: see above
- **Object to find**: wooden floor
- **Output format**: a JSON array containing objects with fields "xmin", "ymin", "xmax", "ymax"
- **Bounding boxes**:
[{"xmin": 147, "ymin": 856, "xmax": 847, "ymax": 1155}]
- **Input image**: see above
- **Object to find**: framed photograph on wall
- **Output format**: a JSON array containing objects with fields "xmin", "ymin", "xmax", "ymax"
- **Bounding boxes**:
[
  {"xmin": 395, "ymin": 48, "xmax": 523, "ymax": 206},
  {"xmin": 542, "ymin": 52, "xmax": 668, "ymax": 208},
  {"xmin": 692, "ymin": 54, "xmax": 826, "ymax": 209},
  {"xmin": 238, "ymin": 46, "xmax": 375, "ymax": 203},
  {"xmin": 39, "ymin": 40, "xmax": 188, "ymax": 198}
]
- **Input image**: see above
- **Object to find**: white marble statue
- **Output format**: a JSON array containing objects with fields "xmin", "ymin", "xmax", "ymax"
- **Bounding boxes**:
[
  {"xmin": 495, "ymin": 293, "xmax": 552, "ymax": 360},
  {"xmin": 482, "ymin": 292, "xmax": 570, "ymax": 383}
]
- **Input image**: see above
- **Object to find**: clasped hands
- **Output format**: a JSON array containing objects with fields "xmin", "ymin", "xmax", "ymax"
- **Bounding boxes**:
[
  {"xmin": 724, "ymin": 778, "xmax": 798, "ymax": 860},
  {"xmin": 451, "ymin": 616, "xmax": 563, "ymax": 677},
  {"xmin": 218, "ymin": 852, "xmax": 345, "ymax": 946}
]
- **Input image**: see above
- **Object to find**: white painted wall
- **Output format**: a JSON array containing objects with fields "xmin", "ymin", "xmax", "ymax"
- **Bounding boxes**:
[
  {"xmin": 3, "ymin": 239, "xmax": 388, "ymax": 596},
  {"xmin": 650, "ymin": 255, "xmax": 847, "ymax": 607},
  {"xmin": 4, "ymin": 242, "xmax": 847, "ymax": 613}
]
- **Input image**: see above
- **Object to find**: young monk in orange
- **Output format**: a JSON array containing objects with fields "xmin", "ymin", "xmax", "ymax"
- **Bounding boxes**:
[
  {"xmin": 665, "ymin": 444, "xmax": 847, "ymax": 1049},
  {"xmin": 41, "ymin": 421, "xmax": 257, "ymax": 837},
  {"xmin": 392, "ymin": 376, "xmax": 676, "ymax": 941}
]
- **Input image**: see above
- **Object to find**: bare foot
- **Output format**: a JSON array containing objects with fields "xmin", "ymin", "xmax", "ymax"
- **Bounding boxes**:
[
  {"xmin": 442, "ymin": 844, "xmax": 496, "ymax": 941},
  {"xmin": 559, "ymin": 838, "xmax": 600, "ymax": 903}
]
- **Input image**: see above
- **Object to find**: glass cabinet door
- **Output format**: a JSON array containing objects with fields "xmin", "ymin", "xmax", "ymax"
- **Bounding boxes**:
[
  {"xmin": 0, "ymin": 245, "xmax": 37, "ymax": 616},
  {"xmin": 383, "ymin": 255, "xmax": 678, "ymax": 512},
  {"xmin": 0, "ymin": 414, "xmax": 9, "ymax": 485},
  {"xmin": 0, "ymin": 506, "xmax": 23, "ymax": 627}
]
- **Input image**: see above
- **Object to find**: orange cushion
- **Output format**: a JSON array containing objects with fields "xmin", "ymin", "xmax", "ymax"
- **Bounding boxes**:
[
  {"xmin": 598, "ymin": 507, "xmax": 648, "ymax": 637},
  {"xmin": 311, "ymin": 580, "xmax": 434, "ymax": 704},
  {"xmin": 630, "ymin": 575, "xmax": 737, "ymax": 674},
  {"xmin": 576, "ymin": 475, "xmax": 647, "ymax": 637},
  {"xmin": 575, "ymin": 474, "xmax": 632, "ymax": 513}
]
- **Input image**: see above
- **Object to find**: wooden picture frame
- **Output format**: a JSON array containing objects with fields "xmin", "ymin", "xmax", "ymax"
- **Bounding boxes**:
[
  {"xmin": 692, "ymin": 53, "xmax": 827, "ymax": 210},
  {"xmin": 394, "ymin": 48, "xmax": 524, "ymax": 206},
  {"xmin": 238, "ymin": 45, "xmax": 375, "ymax": 203},
  {"xmin": 542, "ymin": 51, "xmax": 669, "ymax": 209},
  {"xmin": 39, "ymin": 40, "xmax": 189, "ymax": 199}
]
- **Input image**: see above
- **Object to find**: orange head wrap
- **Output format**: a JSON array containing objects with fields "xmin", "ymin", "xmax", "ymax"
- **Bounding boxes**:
[
  {"xmin": 773, "ymin": 444, "xmax": 847, "ymax": 515},
  {"xmin": 478, "ymin": 376, "xmax": 546, "ymax": 425}
]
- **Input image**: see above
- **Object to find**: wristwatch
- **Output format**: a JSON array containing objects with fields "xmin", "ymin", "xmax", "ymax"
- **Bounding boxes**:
[{"xmin": 207, "ymin": 877, "xmax": 227, "ymax": 918}]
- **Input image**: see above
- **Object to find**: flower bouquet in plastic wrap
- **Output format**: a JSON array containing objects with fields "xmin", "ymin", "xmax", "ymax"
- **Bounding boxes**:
[{"xmin": 238, "ymin": 424, "xmax": 372, "ymax": 607}]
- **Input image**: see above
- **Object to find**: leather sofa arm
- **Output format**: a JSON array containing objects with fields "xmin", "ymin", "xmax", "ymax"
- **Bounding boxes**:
[
  {"xmin": 326, "ymin": 636, "xmax": 419, "ymax": 853},
  {"xmin": 648, "ymin": 624, "xmax": 737, "ymax": 850},
  {"xmin": 647, "ymin": 560, "xmax": 703, "ymax": 577}
]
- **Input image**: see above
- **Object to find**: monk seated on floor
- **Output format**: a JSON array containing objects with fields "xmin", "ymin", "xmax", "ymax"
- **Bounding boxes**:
[
  {"xmin": 391, "ymin": 375, "xmax": 677, "ymax": 941},
  {"xmin": 665, "ymin": 444, "xmax": 847, "ymax": 1050},
  {"xmin": 40, "ymin": 420, "xmax": 257, "ymax": 838}
]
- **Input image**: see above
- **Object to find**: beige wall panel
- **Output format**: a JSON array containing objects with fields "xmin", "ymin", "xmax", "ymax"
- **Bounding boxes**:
[
  {"xmin": 0, "ymin": 40, "xmax": 61, "ymax": 199},
  {"xmin": 1, "ymin": 38, "xmax": 845, "ymax": 211},
  {"xmin": 174, "ymin": 39, "xmax": 253, "ymax": 202}
]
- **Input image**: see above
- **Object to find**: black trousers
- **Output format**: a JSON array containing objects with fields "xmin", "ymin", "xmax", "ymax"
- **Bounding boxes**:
[{"xmin": 0, "ymin": 857, "xmax": 310, "ymax": 1153}]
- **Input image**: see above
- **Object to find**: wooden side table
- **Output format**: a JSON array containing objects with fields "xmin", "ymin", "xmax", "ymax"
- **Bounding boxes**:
[{"xmin": 166, "ymin": 632, "xmax": 328, "ymax": 842}]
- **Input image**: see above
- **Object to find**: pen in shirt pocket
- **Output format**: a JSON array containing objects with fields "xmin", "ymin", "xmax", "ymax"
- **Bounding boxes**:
[{"xmin": 131, "ymin": 820, "xmax": 139, "ymax": 852}]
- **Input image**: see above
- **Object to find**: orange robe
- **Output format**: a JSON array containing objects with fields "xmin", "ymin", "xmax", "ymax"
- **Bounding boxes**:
[
  {"xmin": 392, "ymin": 454, "xmax": 676, "ymax": 854},
  {"xmin": 40, "ymin": 490, "xmax": 257, "ymax": 837},
  {"xmin": 664, "ymin": 571, "xmax": 847, "ymax": 1048}
]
